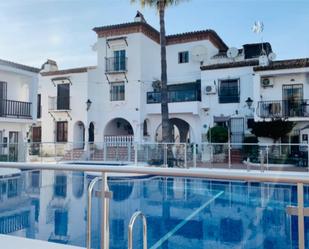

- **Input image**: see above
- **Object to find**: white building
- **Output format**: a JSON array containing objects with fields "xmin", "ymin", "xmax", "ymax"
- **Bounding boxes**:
[
  {"xmin": 0, "ymin": 59, "xmax": 39, "ymax": 161},
  {"xmin": 35, "ymin": 12, "xmax": 309, "ymax": 154}
]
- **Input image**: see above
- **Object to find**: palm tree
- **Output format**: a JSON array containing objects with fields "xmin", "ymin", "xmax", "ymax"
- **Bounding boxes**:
[{"xmin": 131, "ymin": 0, "xmax": 186, "ymax": 142}]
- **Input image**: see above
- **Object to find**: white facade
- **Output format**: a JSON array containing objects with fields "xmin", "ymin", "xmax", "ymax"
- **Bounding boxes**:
[
  {"xmin": 0, "ymin": 60, "xmax": 39, "ymax": 161},
  {"xmin": 36, "ymin": 13, "xmax": 309, "ymax": 148}
]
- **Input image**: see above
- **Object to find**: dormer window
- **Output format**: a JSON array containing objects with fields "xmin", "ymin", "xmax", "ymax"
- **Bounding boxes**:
[{"xmin": 178, "ymin": 51, "xmax": 189, "ymax": 64}]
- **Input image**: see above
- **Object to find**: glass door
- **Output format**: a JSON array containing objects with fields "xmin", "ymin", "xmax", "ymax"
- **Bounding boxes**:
[
  {"xmin": 283, "ymin": 84, "xmax": 303, "ymax": 117},
  {"xmin": 113, "ymin": 50, "xmax": 126, "ymax": 71}
]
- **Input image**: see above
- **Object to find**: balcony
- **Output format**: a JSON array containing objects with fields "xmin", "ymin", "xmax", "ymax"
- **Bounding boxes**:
[
  {"xmin": 146, "ymin": 90, "xmax": 201, "ymax": 115},
  {"xmin": 48, "ymin": 97, "xmax": 70, "ymax": 111},
  {"xmin": 0, "ymin": 99, "xmax": 32, "ymax": 119},
  {"xmin": 147, "ymin": 89, "xmax": 200, "ymax": 104},
  {"xmin": 257, "ymin": 99, "xmax": 309, "ymax": 119},
  {"xmin": 105, "ymin": 57, "xmax": 127, "ymax": 73}
]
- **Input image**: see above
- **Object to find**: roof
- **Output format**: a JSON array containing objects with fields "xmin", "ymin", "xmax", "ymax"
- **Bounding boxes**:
[
  {"xmin": 0, "ymin": 58, "xmax": 40, "ymax": 73},
  {"xmin": 254, "ymin": 58, "xmax": 309, "ymax": 71},
  {"xmin": 93, "ymin": 22, "xmax": 228, "ymax": 51},
  {"xmin": 201, "ymin": 60, "xmax": 259, "ymax": 70},
  {"xmin": 41, "ymin": 66, "xmax": 96, "ymax": 76}
]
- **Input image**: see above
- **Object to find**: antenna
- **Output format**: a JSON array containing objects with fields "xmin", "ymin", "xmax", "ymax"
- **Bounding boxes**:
[{"xmin": 252, "ymin": 21, "xmax": 266, "ymax": 55}]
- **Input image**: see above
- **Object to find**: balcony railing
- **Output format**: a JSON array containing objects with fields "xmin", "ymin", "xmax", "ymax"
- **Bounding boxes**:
[
  {"xmin": 258, "ymin": 99, "xmax": 309, "ymax": 118},
  {"xmin": 0, "ymin": 99, "xmax": 32, "ymax": 119},
  {"xmin": 48, "ymin": 97, "xmax": 70, "ymax": 111},
  {"xmin": 147, "ymin": 89, "xmax": 200, "ymax": 104},
  {"xmin": 105, "ymin": 57, "xmax": 127, "ymax": 73}
]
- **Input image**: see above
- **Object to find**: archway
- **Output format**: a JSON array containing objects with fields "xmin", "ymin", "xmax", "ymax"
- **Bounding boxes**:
[
  {"xmin": 155, "ymin": 118, "xmax": 193, "ymax": 143},
  {"xmin": 88, "ymin": 122, "xmax": 95, "ymax": 143},
  {"xmin": 104, "ymin": 118, "xmax": 134, "ymax": 145},
  {"xmin": 73, "ymin": 121, "xmax": 85, "ymax": 149}
]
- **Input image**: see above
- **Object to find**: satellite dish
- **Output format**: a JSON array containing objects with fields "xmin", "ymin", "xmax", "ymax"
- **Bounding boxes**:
[
  {"xmin": 227, "ymin": 47, "xmax": 239, "ymax": 59},
  {"xmin": 268, "ymin": 52, "xmax": 277, "ymax": 61},
  {"xmin": 191, "ymin": 45, "xmax": 207, "ymax": 64},
  {"xmin": 259, "ymin": 55, "xmax": 269, "ymax": 66}
]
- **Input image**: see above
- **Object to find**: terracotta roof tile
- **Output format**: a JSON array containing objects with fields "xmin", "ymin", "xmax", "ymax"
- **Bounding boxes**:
[
  {"xmin": 201, "ymin": 60, "xmax": 259, "ymax": 70},
  {"xmin": 40, "ymin": 66, "xmax": 96, "ymax": 76},
  {"xmin": 254, "ymin": 58, "xmax": 309, "ymax": 71},
  {"xmin": 93, "ymin": 22, "xmax": 228, "ymax": 51}
]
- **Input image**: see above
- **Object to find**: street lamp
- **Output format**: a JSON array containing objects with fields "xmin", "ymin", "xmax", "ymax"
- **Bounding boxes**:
[
  {"xmin": 245, "ymin": 97, "xmax": 253, "ymax": 109},
  {"xmin": 86, "ymin": 99, "xmax": 92, "ymax": 111}
]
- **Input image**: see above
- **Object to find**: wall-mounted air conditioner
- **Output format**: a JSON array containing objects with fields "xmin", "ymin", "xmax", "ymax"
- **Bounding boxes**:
[{"xmin": 205, "ymin": 85, "xmax": 216, "ymax": 95}]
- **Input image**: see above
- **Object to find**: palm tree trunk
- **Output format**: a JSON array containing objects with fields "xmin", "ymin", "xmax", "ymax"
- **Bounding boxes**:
[{"xmin": 159, "ymin": 1, "xmax": 171, "ymax": 142}]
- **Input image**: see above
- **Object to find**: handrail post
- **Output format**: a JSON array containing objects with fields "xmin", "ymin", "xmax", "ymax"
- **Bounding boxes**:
[
  {"xmin": 128, "ymin": 211, "xmax": 147, "ymax": 249},
  {"xmin": 228, "ymin": 143, "xmax": 231, "ymax": 169},
  {"xmin": 134, "ymin": 142, "xmax": 138, "ymax": 166},
  {"xmin": 266, "ymin": 145, "xmax": 269, "ymax": 170},
  {"xmin": 164, "ymin": 143, "xmax": 168, "ymax": 168},
  {"xmin": 101, "ymin": 172, "xmax": 109, "ymax": 249},
  {"xmin": 87, "ymin": 177, "xmax": 102, "ymax": 249},
  {"xmin": 297, "ymin": 183, "xmax": 305, "ymax": 249},
  {"xmin": 184, "ymin": 143, "xmax": 187, "ymax": 168},
  {"xmin": 193, "ymin": 143, "xmax": 197, "ymax": 168}
]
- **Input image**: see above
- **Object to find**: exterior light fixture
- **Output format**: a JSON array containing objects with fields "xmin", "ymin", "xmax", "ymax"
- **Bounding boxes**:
[
  {"xmin": 86, "ymin": 99, "xmax": 92, "ymax": 111},
  {"xmin": 245, "ymin": 97, "xmax": 253, "ymax": 108}
]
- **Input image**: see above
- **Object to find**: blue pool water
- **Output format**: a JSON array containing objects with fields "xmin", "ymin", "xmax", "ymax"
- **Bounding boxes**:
[{"xmin": 0, "ymin": 170, "xmax": 308, "ymax": 249}]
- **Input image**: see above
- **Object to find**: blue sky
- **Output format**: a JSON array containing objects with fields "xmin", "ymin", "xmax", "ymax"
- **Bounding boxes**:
[{"xmin": 0, "ymin": 0, "xmax": 308, "ymax": 69}]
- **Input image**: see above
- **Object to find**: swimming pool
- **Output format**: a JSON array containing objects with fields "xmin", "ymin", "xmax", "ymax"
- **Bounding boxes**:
[{"xmin": 0, "ymin": 169, "xmax": 307, "ymax": 249}]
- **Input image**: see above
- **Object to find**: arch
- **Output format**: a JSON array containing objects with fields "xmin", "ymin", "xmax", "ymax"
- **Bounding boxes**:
[
  {"xmin": 88, "ymin": 122, "xmax": 95, "ymax": 143},
  {"xmin": 155, "ymin": 118, "xmax": 195, "ymax": 143},
  {"xmin": 104, "ymin": 118, "xmax": 134, "ymax": 137},
  {"xmin": 73, "ymin": 121, "xmax": 85, "ymax": 149}
]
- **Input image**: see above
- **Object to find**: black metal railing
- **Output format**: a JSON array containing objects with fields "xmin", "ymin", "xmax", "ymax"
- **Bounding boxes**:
[
  {"xmin": 105, "ymin": 57, "xmax": 127, "ymax": 73},
  {"xmin": 258, "ymin": 99, "xmax": 309, "ymax": 118},
  {"xmin": 49, "ymin": 97, "xmax": 70, "ymax": 110},
  {"xmin": 147, "ymin": 89, "xmax": 200, "ymax": 104},
  {"xmin": 0, "ymin": 99, "xmax": 32, "ymax": 118}
]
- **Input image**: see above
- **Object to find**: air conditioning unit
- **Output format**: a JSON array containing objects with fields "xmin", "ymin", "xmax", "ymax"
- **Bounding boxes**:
[
  {"xmin": 205, "ymin": 85, "xmax": 216, "ymax": 94},
  {"xmin": 261, "ymin": 77, "xmax": 274, "ymax": 88}
]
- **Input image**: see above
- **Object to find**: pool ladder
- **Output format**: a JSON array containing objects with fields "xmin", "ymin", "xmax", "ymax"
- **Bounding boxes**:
[
  {"xmin": 128, "ymin": 211, "xmax": 148, "ymax": 249},
  {"xmin": 87, "ymin": 177, "xmax": 147, "ymax": 249}
]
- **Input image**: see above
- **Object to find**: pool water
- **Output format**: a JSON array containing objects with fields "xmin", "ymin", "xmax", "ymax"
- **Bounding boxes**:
[{"xmin": 0, "ymin": 170, "xmax": 307, "ymax": 249}]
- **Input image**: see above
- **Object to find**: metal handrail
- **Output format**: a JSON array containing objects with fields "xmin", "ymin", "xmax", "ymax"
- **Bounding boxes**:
[
  {"xmin": 0, "ymin": 162, "xmax": 308, "ymax": 185},
  {"xmin": 128, "ymin": 211, "xmax": 147, "ymax": 249},
  {"xmin": 87, "ymin": 177, "xmax": 102, "ymax": 249}
]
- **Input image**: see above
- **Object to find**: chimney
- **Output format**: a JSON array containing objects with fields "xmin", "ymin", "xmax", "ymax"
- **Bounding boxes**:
[
  {"xmin": 41, "ymin": 59, "xmax": 58, "ymax": 72},
  {"xmin": 134, "ymin": 11, "xmax": 146, "ymax": 23}
]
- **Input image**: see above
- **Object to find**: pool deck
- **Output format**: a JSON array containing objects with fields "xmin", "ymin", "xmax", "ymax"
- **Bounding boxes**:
[{"xmin": 0, "ymin": 235, "xmax": 85, "ymax": 249}]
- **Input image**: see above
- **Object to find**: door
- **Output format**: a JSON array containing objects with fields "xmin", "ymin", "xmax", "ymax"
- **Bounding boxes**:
[
  {"xmin": 57, "ymin": 84, "xmax": 70, "ymax": 110},
  {"xmin": 283, "ymin": 84, "xmax": 303, "ymax": 117},
  {"xmin": 0, "ymin": 82, "xmax": 7, "ymax": 116},
  {"xmin": 9, "ymin": 132, "xmax": 18, "ymax": 162},
  {"xmin": 230, "ymin": 118, "xmax": 244, "ymax": 148}
]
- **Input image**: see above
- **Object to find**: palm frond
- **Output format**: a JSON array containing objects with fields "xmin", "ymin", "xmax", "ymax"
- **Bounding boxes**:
[{"xmin": 131, "ymin": 0, "xmax": 188, "ymax": 9}]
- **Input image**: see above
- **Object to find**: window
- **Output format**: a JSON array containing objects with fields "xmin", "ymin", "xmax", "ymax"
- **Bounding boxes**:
[
  {"xmin": 54, "ymin": 175, "xmax": 67, "ymax": 198},
  {"xmin": 110, "ymin": 82, "xmax": 125, "ymax": 101},
  {"xmin": 218, "ymin": 79, "xmax": 240, "ymax": 103},
  {"xmin": 54, "ymin": 210, "xmax": 68, "ymax": 236},
  {"xmin": 32, "ymin": 127, "xmax": 41, "ymax": 142},
  {"xmin": 57, "ymin": 84, "xmax": 70, "ymax": 110},
  {"xmin": 56, "ymin": 121, "xmax": 68, "ymax": 142},
  {"xmin": 37, "ymin": 94, "xmax": 41, "ymax": 118},
  {"xmin": 143, "ymin": 120, "xmax": 149, "ymax": 136},
  {"xmin": 178, "ymin": 51, "xmax": 189, "ymax": 63}
]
